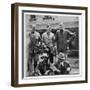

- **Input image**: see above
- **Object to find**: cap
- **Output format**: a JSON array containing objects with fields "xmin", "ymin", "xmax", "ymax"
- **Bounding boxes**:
[{"xmin": 41, "ymin": 53, "xmax": 48, "ymax": 58}]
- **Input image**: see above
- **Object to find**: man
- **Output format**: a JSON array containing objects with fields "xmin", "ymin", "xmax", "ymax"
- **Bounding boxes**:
[
  {"xmin": 28, "ymin": 25, "xmax": 41, "ymax": 75},
  {"xmin": 42, "ymin": 25, "xmax": 55, "ymax": 64},
  {"xmin": 36, "ymin": 53, "xmax": 50, "ymax": 75},
  {"xmin": 56, "ymin": 23, "xmax": 76, "ymax": 53},
  {"xmin": 55, "ymin": 52, "xmax": 71, "ymax": 74}
]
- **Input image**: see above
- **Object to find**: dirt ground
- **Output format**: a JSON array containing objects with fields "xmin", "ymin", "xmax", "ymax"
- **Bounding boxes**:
[{"xmin": 67, "ymin": 57, "xmax": 79, "ymax": 74}]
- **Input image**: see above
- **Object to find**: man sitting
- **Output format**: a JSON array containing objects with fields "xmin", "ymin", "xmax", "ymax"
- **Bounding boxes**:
[
  {"xmin": 54, "ymin": 52, "xmax": 71, "ymax": 74},
  {"xmin": 36, "ymin": 53, "xmax": 50, "ymax": 76}
]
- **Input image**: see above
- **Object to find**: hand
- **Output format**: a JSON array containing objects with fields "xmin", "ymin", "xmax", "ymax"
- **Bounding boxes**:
[
  {"xmin": 67, "ymin": 40, "xmax": 70, "ymax": 43},
  {"xmin": 74, "ymin": 32, "xmax": 76, "ymax": 36},
  {"xmin": 56, "ymin": 69, "xmax": 60, "ymax": 73},
  {"xmin": 45, "ymin": 70, "xmax": 50, "ymax": 75},
  {"xmin": 67, "ymin": 67, "xmax": 71, "ymax": 71},
  {"xmin": 54, "ymin": 46, "xmax": 57, "ymax": 49}
]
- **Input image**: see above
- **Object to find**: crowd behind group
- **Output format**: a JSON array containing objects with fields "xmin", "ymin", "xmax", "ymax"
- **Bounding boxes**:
[{"xmin": 27, "ymin": 23, "xmax": 76, "ymax": 76}]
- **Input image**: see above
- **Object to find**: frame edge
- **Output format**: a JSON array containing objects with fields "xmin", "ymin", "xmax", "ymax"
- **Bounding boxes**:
[{"xmin": 11, "ymin": 3, "xmax": 88, "ymax": 87}]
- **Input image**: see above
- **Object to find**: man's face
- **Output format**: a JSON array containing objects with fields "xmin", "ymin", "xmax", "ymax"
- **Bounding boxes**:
[
  {"xmin": 41, "ymin": 56, "xmax": 48, "ymax": 61},
  {"xmin": 47, "ymin": 26, "xmax": 51, "ymax": 34},
  {"xmin": 58, "ymin": 58, "xmax": 64, "ymax": 62},
  {"xmin": 43, "ymin": 57, "xmax": 48, "ymax": 61},
  {"xmin": 59, "ymin": 24, "xmax": 64, "ymax": 34},
  {"xmin": 59, "ymin": 24, "xmax": 63, "ymax": 30},
  {"xmin": 42, "ymin": 57, "xmax": 48, "ymax": 65}
]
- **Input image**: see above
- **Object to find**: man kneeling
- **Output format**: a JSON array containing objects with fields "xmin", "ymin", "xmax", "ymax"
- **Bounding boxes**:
[{"xmin": 54, "ymin": 52, "xmax": 71, "ymax": 75}]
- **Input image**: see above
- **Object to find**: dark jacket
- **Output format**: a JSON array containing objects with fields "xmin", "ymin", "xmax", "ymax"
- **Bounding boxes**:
[{"xmin": 55, "ymin": 61, "xmax": 71, "ymax": 74}]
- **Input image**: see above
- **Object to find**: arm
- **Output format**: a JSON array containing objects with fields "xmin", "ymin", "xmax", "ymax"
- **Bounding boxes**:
[
  {"xmin": 55, "ymin": 31, "xmax": 58, "ymax": 42},
  {"xmin": 36, "ymin": 64, "xmax": 42, "ymax": 76},
  {"xmin": 45, "ymin": 70, "xmax": 51, "ymax": 75},
  {"xmin": 52, "ymin": 33, "xmax": 56, "ymax": 46},
  {"xmin": 42, "ymin": 33, "xmax": 44, "ymax": 43},
  {"xmin": 50, "ymin": 63, "xmax": 60, "ymax": 72},
  {"xmin": 66, "ymin": 29, "xmax": 76, "ymax": 36},
  {"xmin": 66, "ymin": 30, "xmax": 76, "ymax": 43},
  {"xmin": 42, "ymin": 33, "xmax": 47, "ymax": 48},
  {"xmin": 65, "ymin": 61, "xmax": 71, "ymax": 72}
]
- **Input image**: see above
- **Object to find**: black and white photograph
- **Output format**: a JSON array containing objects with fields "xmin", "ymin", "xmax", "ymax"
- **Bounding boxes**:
[
  {"xmin": 24, "ymin": 14, "xmax": 79, "ymax": 77},
  {"xmin": 11, "ymin": 3, "xmax": 87, "ymax": 86}
]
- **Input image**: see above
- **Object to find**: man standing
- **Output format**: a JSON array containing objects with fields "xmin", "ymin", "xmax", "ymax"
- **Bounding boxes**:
[
  {"xmin": 28, "ymin": 25, "xmax": 41, "ymax": 75},
  {"xmin": 42, "ymin": 25, "xmax": 55, "ymax": 64},
  {"xmin": 56, "ymin": 23, "xmax": 76, "ymax": 54}
]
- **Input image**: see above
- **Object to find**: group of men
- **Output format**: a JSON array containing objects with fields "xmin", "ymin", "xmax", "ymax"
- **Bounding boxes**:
[{"xmin": 27, "ymin": 23, "xmax": 76, "ymax": 76}]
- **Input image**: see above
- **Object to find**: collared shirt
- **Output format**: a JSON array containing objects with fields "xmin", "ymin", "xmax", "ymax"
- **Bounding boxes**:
[{"xmin": 42, "ymin": 32, "xmax": 55, "ymax": 47}]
